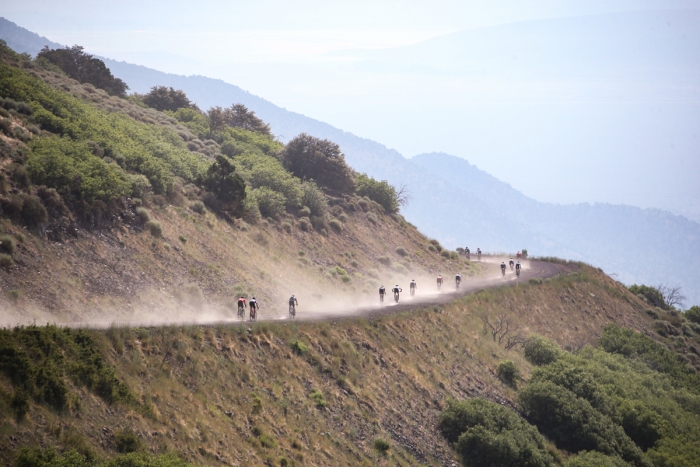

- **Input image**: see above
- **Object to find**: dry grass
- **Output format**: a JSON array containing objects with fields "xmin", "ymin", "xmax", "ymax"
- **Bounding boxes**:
[{"xmin": 0, "ymin": 267, "xmax": 666, "ymax": 467}]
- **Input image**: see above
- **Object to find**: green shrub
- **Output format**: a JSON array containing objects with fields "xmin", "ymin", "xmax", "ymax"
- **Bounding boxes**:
[
  {"xmin": 114, "ymin": 428, "xmax": 142, "ymax": 453},
  {"xmin": 378, "ymin": 256, "xmax": 391, "ymax": 266},
  {"xmin": 373, "ymin": 438, "xmax": 390, "ymax": 455},
  {"xmin": 0, "ymin": 253, "xmax": 14, "ymax": 270},
  {"xmin": 252, "ymin": 187, "xmax": 285, "ymax": 219},
  {"xmin": 309, "ymin": 389, "xmax": 326, "ymax": 408},
  {"xmin": 282, "ymin": 221, "xmax": 292, "ymax": 233},
  {"xmin": 298, "ymin": 217, "xmax": 311, "ymax": 232},
  {"xmin": 128, "ymin": 174, "xmax": 152, "ymax": 198},
  {"xmin": 628, "ymin": 284, "xmax": 667, "ymax": 309},
  {"xmin": 367, "ymin": 212, "xmax": 378, "ymax": 225},
  {"xmin": 7, "ymin": 163, "xmax": 31, "ymax": 188},
  {"xmin": 190, "ymin": 200, "xmax": 205, "ymax": 214},
  {"xmin": 518, "ymin": 382, "xmax": 646, "ymax": 466},
  {"xmin": 291, "ymin": 340, "xmax": 308, "ymax": 355},
  {"xmin": 566, "ymin": 451, "xmax": 632, "ymax": 467},
  {"xmin": 135, "ymin": 207, "xmax": 151, "ymax": 222},
  {"xmin": 524, "ymin": 336, "xmax": 561, "ymax": 366},
  {"xmin": 328, "ymin": 218, "xmax": 343, "ymax": 233},
  {"xmin": 298, "ymin": 206, "xmax": 311, "ymax": 217},
  {"xmin": 0, "ymin": 234, "xmax": 16, "ymax": 255},
  {"xmin": 497, "ymin": 360, "xmax": 520, "ymax": 388},
  {"xmin": 11, "ymin": 389, "xmax": 29, "ymax": 420},
  {"xmin": 439, "ymin": 398, "xmax": 554, "ymax": 467},
  {"xmin": 355, "ymin": 173, "xmax": 399, "ymax": 213},
  {"xmin": 145, "ymin": 220, "xmax": 162, "ymax": 237},
  {"xmin": 685, "ymin": 306, "xmax": 700, "ymax": 324},
  {"xmin": 300, "ymin": 181, "xmax": 327, "ymax": 217},
  {"xmin": 178, "ymin": 235, "xmax": 187, "ymax": 243},
  {"xmin": 427, "ymin": 244, "xmax": 436, "ymax": 252},
  {"xmin": 440, "ymin": 250, "xmax": 451, "ymax": 258},
  {"xmin": 395, "ymin": 247, "xmax": 409, "ymax": 257}
]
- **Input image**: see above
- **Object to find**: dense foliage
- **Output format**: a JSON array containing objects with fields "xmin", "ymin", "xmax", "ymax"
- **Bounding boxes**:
[
  {"xmin": 36, "ymin": 46, "xmax": 128, "ymax": 97},
  {"xmin": 141, "ymin": 86, "xmax": 195, "ymax": 112},
  {"xmin": 441, "ymin": 326, "xmax": 700, "ymax": 467},
  {"xmin": 439, "ymin": 398, "xmax": 554, "ymax": 467},
  {"xmin": 355, "ymin": 173, "xmax": 398, "ymax": 213},
  {"xmin": 279, "ymin": 133, "xmax": 356, "ymax": 195},
  {"xmin": 0, "ymin": 326, "xmax": 134, "ymax": 416}
]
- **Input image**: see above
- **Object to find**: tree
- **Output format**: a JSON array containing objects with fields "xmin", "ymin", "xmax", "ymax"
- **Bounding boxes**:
[
  {"xmin": 279, "ymin": 134, "xmax": 356, "ymax": 195},
  {"xmin": 36, "ymin": 46, "xmax": 128, "ymax": 97},
  {"xmin": 203, "ymin": 156, "xmax": 246, "ymax": 216},
  {"xmin": 142, "ymin": 86, "xmax": 195, "ymax": 112},
  {"xmin": 657, "ymin": 284, "xmax": 686, "ymax": 309},
  {"xmin": 206, "ymin": 106, "xmax": 228, "ymax": 138},
  {"xmin": 225, "ymin": 104, "xmax": 271, "ymax": 135},
  {"xmin": 685, "ymin": 306, "xmax": 700, "ymax": 324}
]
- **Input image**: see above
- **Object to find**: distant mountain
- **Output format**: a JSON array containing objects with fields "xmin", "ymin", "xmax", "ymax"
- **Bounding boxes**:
[{"xmin": 1, "ymin": 17, "xmax": 698, "ymax": 305}]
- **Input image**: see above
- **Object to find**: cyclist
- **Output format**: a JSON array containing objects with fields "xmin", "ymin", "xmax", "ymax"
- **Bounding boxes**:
[
  {"xmin": 288, "ymin": 295, "xmax": 298, "ymax": 317},
  {"xmin": 237, "ymin": 296, "xmax": 247, "ymax": 318},
  {"xmin": 516, "ymin": 251, "xmax": 522, "ymax": 259},
  {"xmin": 455, "ymin": 273, "xmax": 462, "ymax": 289},
  {"xmin": 409, "ymin": 279, "xmax": 417, "ymax": 296},
  {"xmin": 379, "ymin": 285, "xmax": 386, "ymax": 303},
  {"xmin": 509, "ymin": 258, "xmax": 515, "ymax": 270},
  {"xmin": 465, "ymin": 247, "xmax": 470, "ymax": 260},
  {"xmin": 500, "ymin": 262, "xmax": 506, "ymax": 276},
  {"xmin": 392, "ymin": 285, "xmax": 402, "ymax": 302},
  {"xmin": 249, "ymin": 297, "xmax": 258, "ymax": 321},
  {"xmin": 515, "ymin": 261, "xmax": 521, "ymax": 277},
  {"xmin": 437, "ymin": 275, "xmax": 443, "ymax": 291},
  {"xmin": 477, "ymin": 248, "xmax": 482, "ymax": 261}
]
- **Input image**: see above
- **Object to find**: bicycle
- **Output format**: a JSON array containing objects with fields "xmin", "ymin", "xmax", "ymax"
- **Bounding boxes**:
[
  {"xmin": 477, "ymin": 251, "xmax": 481, "ymax": 261},
  {"xmin": 250, "ymin": 307, "xmax": 257, "ymax": 321},
  {"xmin": 289, "ymin": 304, "xmax": 296, "ymax": 318},
  {"xmin": 516, "ymin": 268, "xmax": 521, "ymax": 278},
  {"xmin": 237, "ymin": 304, "xmax": 245, "ymax": 319},
  {"xmin": 394, "ymin": 292, "xmax": 400, "ymax": 303}
]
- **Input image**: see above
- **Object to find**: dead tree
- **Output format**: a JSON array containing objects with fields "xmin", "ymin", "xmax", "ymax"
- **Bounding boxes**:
[
  {"xmin": 505, "ymin": 334, "xmax": 527, "ymax": 350},
  {"xmin": 657, "ymin": 283, "xmax": 686, "ymax": 309},
  {"xmin": 481, "ymin": 314, "xmax": 511, "ymax": 344}
]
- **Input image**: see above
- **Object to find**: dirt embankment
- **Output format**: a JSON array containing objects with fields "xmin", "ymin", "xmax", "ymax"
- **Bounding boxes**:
[{"xmin": 0, "ymin": 265, "xmax": 660, "ymax": 467}]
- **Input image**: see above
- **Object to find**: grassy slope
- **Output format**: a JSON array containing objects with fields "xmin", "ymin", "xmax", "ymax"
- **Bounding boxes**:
[
  {"xmin": 5, "ymin": 266, "xmax": 696, "ymax": 467},
  {"xmin": 0, "ymin": 52, "xmax": 478, "ymax": 323}
]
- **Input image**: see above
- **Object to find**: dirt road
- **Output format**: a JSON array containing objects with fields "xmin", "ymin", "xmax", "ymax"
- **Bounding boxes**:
[{"xmin": 60, "ymin": 258, "xmax": 572, "ymax": 329}]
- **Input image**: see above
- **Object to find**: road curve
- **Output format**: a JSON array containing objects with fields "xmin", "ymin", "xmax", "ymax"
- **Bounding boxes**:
[{"xmin": 59, "ymin": 259, "xmax": 573, "ymax": 329}]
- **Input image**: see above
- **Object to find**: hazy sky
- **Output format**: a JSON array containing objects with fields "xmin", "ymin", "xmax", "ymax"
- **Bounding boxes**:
[{"xmin": 3, "ymin": 1, "xmax": 700, "ymax": 219}]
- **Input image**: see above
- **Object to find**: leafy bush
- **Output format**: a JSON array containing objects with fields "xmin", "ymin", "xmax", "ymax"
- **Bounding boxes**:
[
  {"xmin": 291, "ymin": 340, "xmax": 308, "ymax": 355},
  {"xmin": 518, "ymin": 382, "xmax": 647, "ymax": 466},
  {"xmin": 0, "ymin": 253, "xmax": 14, "ymax": 270},
  {"xmin": 356, "ymin": 173, "xmax": 399, "ymax": 213},
  {"xmin": 234, "ymin": 152, "xmax": 302, "ymax": 209},
  {"xmin": 328, "ymin": 218, "xmax": 343, "ymax": 233},
  {"xmin": 439, "ymin": 398, "xmax": 554, "ymax": 467},
  {"xmin": 524, "ymin": 336, "xmax": 561, "ymax": 366},
  {"xmin": 135, "ymin": 207, "xmax": 151, "ymax": 223},
  {"xmin": 566, "ymin": 451, "xmax": 632, "ymax": 467},
  {"xmin": 497, "ymin": 360, "xmax": 520, "ymax": 388},
  {"xmin": 300, "ymin": 180, "xmax": 327, "ymax": 216},
  {"xmin": 685, "ymin": 306, "xmax": 700, "ymax": 324},
  {"xmin": 373, "ymin": 438, "xmax": 390, "ymax": 455},
  {"xmin": 378, "ymin": 256, "xmax": 391, "ymax": 266},
  {"xmin": 114, "ymin": 428, "xmax": 142, "ymax": 453},
  {"xmin": 146, "ymin": 220, "xmax": 162, "ymax": 237},
  {"xmin": 441, "ymin": 250, "xmax": 451, "ymax": 258},
  {"xmin": 0, "ymin": 234, "xmax": 16, "ymax": 255},
  {"xmin": 128, "ymin": 174, "xmax": 152, "ymax": 198},
  {"xmin": 628, "ymin": 284, "xmax": 667, "ymax": 309},
  {"xmin": 251, "ymin": 187, "xmax": 286, "ymax": 219},
  {"xmin": 298, "ymin": 217, "xmax": 311, "ymax": 232},
  {"xmin": 309, "ymin": 389, "xmax": 326, "ymax": 408},
  {"xmin": 395, "ymin": 247, "xmax": 408, "ymax": 257},
  {"xmin": 280, "ymin": 133, "xmax": 356, "ymax": 194}
]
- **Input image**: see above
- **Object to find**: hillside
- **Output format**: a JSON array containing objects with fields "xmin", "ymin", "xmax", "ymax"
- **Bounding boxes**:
[
  {"xmin": 1, "ymin": 17, "xmax": 698, "ymax": 306},
  {"xmin": 0, "ymin": 42, "xmax": 479, "ymax": 326},
  {"xmin": 3, "ymin": 265, "xmax": 700, "ymax": 466}
]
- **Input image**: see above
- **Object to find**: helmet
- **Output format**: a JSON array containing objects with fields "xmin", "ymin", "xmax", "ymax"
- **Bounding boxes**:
[
  {"xmin": 292, "ymin": 295, "xmax": 295, "ymax": 298},
  {"xmin": 252, "ymin": 297, "xmax": 256, "ymax": 300}
]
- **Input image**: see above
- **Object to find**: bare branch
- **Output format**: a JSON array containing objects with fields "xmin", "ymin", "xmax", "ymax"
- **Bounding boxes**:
[
  {"xmin": 505, "ymin": 334, "xmax": 527, "ymax": 351},
  {"xmin": 396, "ymin": 184, "xmax": 413, "ymax": 208},
  {"xmin": 657, "ymin": 283, "xmax": 686, "ymax": 309}
]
